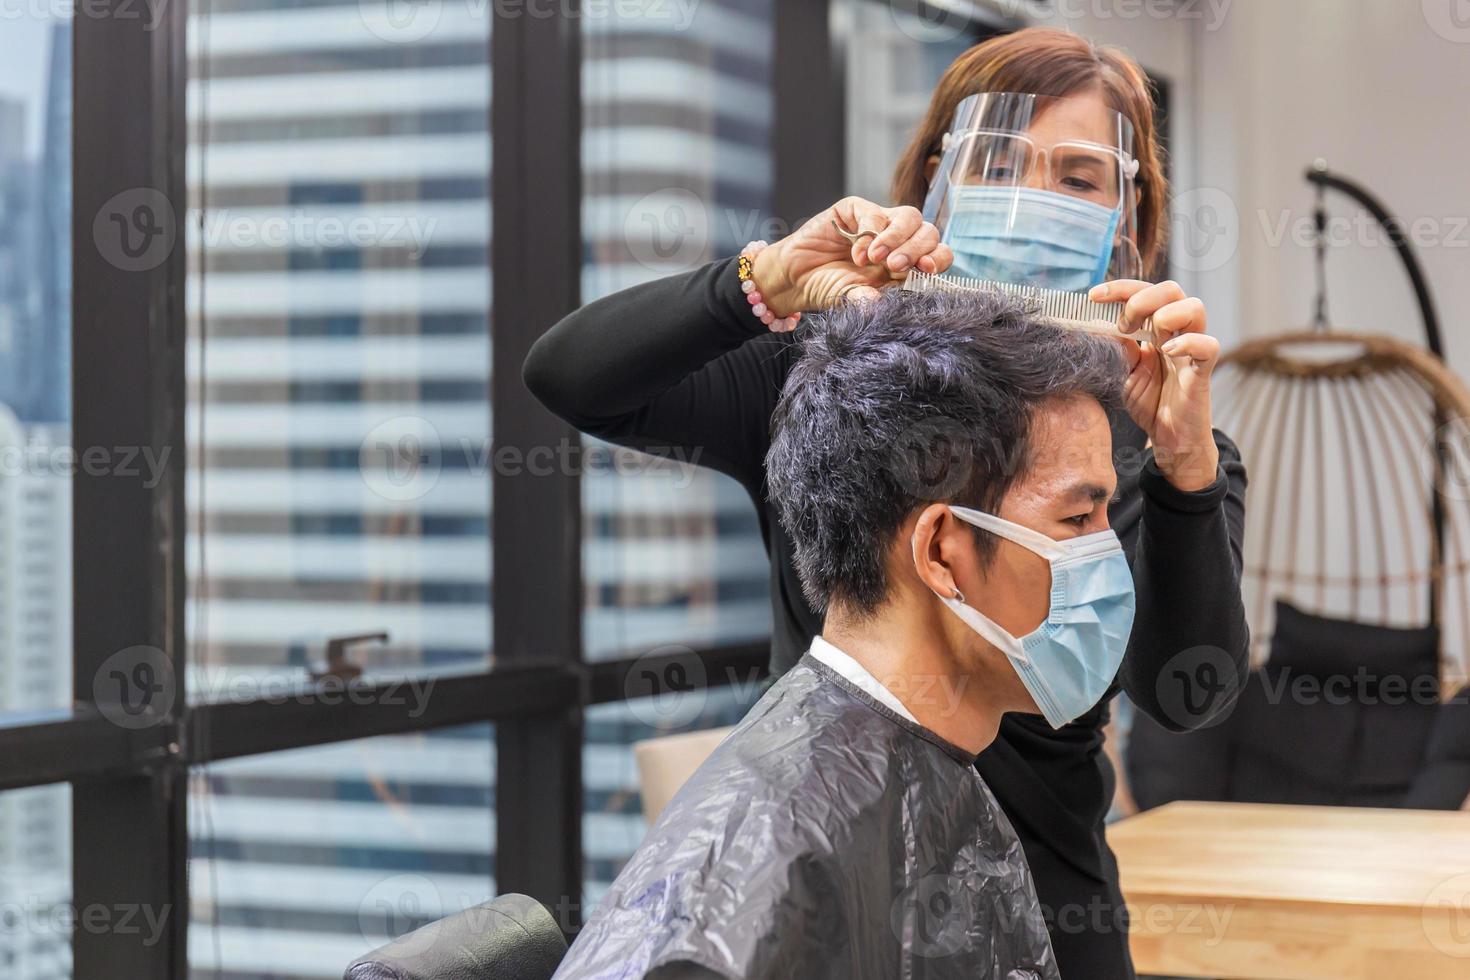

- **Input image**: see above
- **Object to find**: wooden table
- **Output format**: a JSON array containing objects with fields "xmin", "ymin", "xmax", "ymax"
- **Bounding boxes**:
[{"xmin": 1106, "ymin": 801, "xmax": 1470, "ymax": 978}]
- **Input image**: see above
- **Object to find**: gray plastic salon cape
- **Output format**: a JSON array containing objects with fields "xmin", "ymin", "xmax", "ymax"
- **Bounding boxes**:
[{"xmin": 555, "ymin": 655, "xmax": 1059, "ymax": 980}]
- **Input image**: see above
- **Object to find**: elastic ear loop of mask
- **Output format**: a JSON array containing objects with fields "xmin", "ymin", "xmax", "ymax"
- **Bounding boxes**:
[
  {"xmin": 911, "ymin": 506, "xmax": 1055, "ymax": 665},
  {"xmin": 947, "ymin": 505, "xmax": 1066, "ymax": 561}
]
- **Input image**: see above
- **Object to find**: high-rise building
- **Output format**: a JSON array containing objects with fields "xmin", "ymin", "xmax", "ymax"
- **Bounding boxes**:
[
  {"xmin": 185, "ymin": 3, "xmax": 775, "ymax": 975},
  {"xmin": 0, "ymin": 409, "xmax": 72, "ymax": 980},
  {"xmin": 577, "ymin": 0, "xmax": 775, "ymax": 906},
  {"xmin": 0, "ymin": 783, "xmax": 70, "ymax": 980},
  {"xmin": 0, "ymin": 96, "xmax": 35, "ymax": 421},
  {"xmin": 0, "ymin": 21, "xmax": 70, "ymax": 423},
  {"xmin": 0, "ymin": 21, "xmax": 72, "ymax": 426},
  {"xmin": 35, "ymin": 22, "xmax": 71, "ymax": 425},
  {"xmin": 0, "ymin": 21, "xmax": 73, "ymax": 979},
  {"xmin": 185, "ymin": 7, "xmax": 494, "ymax": 976}
]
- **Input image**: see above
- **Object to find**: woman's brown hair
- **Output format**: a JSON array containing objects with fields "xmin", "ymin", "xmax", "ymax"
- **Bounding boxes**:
[{"xmin": 890, "ymin": 27, "xmax": 1169, "ymax": 278}]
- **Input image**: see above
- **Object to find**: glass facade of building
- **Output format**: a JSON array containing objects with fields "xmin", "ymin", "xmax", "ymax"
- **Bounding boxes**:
[
  {"xmin": 186, "ymin": 2, "xmax": 495, "ymax": 974},
  {"xmin": 185, "ymin": 0, "xmax": 777, "ymax": 973},
  {"xmin": 0, "ymin": 15, "xmax": 72, "ymax": 980}
]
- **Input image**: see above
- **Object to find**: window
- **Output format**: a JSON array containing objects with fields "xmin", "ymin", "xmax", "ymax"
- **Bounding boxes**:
[
  {"xmin": 579, "ymin": 0, "xmax": 776, "ymax": 661},
  {"xmin": 841, "ymin": 0, "xmax": 994, "ymax": 203},
  {"xmin": 186, "ymin": 1, "xmax": 493, "ymax": 696},
  {"xmin": 0, "ymin": 785, "xmax": 71, "ymax": 980},
  {"xmin": 189, "ymin": 726, "xmax": 493, "ymax": 978},
  {"xmin": 9, "ymin": 3, "xmax": 815, "ymax": 974},
  {"xmin": 183, "ymin": 6, "xmax": 497, "ymax": 977},
  {"xmin": 576, "ymin": 0, "xmax": 780, "ymax": 908},
  {"xmin": 583, "ymin": 686, "xmax": 751, "ymax": 905},
  {"xmin": 0, "ymin": 12, "xmax": 71, "ymax": 718}
]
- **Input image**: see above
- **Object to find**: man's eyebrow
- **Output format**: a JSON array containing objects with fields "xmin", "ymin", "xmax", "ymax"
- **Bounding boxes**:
[{"xmin": 1065, "ymin": 482, "xmax": 1114, "ymax": 504}]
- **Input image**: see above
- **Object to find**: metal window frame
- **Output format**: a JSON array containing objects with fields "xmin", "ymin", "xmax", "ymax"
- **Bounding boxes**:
[
  {"xmin": 0, "ymin": 2, "xmax": 836, "ymax": 976},
  {"xmin": 489, "ymin": 9, "xmax": 586, "ymax": 916},
  {"xmin": 69, "ymin": 0, "xmax": 191, "ymax": 973}
]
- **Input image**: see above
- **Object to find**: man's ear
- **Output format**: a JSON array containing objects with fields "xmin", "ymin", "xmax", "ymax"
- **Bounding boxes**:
[{"xmin": 910, "ymin": 503, "xmax": 967, "ymax": 599}]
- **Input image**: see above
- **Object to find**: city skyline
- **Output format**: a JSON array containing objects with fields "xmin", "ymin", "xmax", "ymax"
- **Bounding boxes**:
[
  {"xmin": 0, "ymin": 16, "xmax": 73, "ymax": 980},
  {"xmin": 0, "ymin": 17, "xmax": 61, "ymax": 157}
]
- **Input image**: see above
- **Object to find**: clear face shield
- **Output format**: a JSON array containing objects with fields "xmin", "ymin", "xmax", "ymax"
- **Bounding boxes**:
[{"xmin": 922, "ymin": 92, "xmax": 1142, "ymax": 291}]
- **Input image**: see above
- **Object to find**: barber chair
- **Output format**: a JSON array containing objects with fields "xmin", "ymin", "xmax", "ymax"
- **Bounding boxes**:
[
  {"xmin": 1406, "ymin": 687, "xmax": 1470, "ymax": 809},
  {"xmin": 634, "ymin": 726, "xmax": 733, "ymax": 823},
  {"xmin": 1127, "ymin": 602, "xmax": 1460, "ymax": 810},
  {"xmin": 345, "ymin": 893, "xmax": 566, "ymax": 980}
]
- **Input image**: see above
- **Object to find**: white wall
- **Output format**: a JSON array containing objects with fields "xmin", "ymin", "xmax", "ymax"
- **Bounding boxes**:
[{"xmin": 1191, "ymin": 0, "xmax": 1470, "ymax": 371}]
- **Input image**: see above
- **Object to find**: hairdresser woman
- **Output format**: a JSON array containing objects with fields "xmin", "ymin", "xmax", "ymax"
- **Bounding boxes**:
[{"xmin": 526, "ymin": 28, "xmax": 1247, "ymax": 980}]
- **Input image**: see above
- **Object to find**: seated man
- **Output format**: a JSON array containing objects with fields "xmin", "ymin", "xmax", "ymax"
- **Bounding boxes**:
[{"xmin": 555, "ymin": 288, "xmax": 1131, "ymax": 980}]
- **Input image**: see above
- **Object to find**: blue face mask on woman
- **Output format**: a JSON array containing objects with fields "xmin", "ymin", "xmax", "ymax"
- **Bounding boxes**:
[
  {"xmin": 942, "ymin": 185, "xmax": 1122, "ymax": 292},
  {"xmin": 929, "ymin": 505, "xmax": 1135, "ymax": 729}
]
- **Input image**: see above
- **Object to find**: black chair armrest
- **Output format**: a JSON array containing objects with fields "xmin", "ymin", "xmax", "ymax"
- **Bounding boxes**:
[{"xmin": 345, "ymin": 893, "xmax": 566, "ymax": 980}]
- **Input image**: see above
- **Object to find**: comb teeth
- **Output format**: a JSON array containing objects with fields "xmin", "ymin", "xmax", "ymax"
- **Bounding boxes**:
[{"xmin": 901, "ymin": 270, "xmax": 1156, "ymax": 346}]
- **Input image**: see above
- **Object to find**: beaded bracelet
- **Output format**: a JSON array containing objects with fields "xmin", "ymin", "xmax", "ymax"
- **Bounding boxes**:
[{"xmin": 737, "ymin": 240, "xmax": 801, "ymax": 333}]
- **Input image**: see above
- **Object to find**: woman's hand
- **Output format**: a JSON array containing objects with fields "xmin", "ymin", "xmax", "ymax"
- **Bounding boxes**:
[
  {"xmin": 752, "ymin": 197, "xmax": 952, "ymax": 317},
  {"xmin": 1090, "ymin": 279, "xmax": 1221, "ymax": 493}
]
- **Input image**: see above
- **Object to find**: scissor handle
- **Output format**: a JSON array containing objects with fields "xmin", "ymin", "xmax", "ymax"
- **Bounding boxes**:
[{"xmin": 831, "ymin": 218, "xmax": 877, "ymax": 243}]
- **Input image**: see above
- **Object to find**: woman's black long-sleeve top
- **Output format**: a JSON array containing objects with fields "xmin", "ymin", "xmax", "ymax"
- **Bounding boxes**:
[{"xmin": 524, "ymin": 258, "xmax": 1250, "ymax": 979}]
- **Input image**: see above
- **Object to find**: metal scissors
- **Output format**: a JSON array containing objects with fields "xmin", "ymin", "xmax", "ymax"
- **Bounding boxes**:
[{"xmin": 831, "ymin": 218, "xmax": 878, "ymax": 244}]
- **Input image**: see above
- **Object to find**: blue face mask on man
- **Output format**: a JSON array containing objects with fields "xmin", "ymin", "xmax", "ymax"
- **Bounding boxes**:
[
  {"xmin": 929, "ymin": 504, "xmax": 1135, "ymax": 729},
  {"xmin": 942, "ymin": 185, "xmax": 1122, "ymax": 292}
]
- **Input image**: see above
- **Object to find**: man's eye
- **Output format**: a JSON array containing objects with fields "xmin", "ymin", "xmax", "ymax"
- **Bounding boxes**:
[{"xmin": 1066, "ymin": 514, "xmax": 1090, "ymax": 528}]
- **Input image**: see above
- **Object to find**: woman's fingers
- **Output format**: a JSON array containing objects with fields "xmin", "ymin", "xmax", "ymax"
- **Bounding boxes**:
[
  {"xmin": 841, "ymin": 284, "xmax": 884, "ymax": 306},
  {"xmin": 832, "ymin": 198, "xmax": 946, "ymax": 275},
  {"xmin": 832, "ymin": 197, "xmax": 889, "ymax": 267},
  {"xmin": 882, "ymin": 218, "xmax": 942, "ymax": 274},
  {"xmin": 1159, "ymin": 331, "xmax": 1221, "ymax": 374},
  {"xmin": 1088, "ymin": 279, "xmax": 1147, "ymax": 305},
  {"xmin": 865, "ymin": 205, "xmax": 922, "ymax": 268},
  {"xmin": 1095, "ymin": 279, "xmax": 1220, "ymax": 490},
  {"xmin": 1091, "ymin": 279, "xmax": 1152, "ymax": 335},
  {"xmin": 1091, "ymin": 279, "xmax": 1190, "ymax": 336},
  {"xmin": 1121, "ymin": 280, "xmax": 1186, "ymax": 336},
  {"xmin": 829, "ymin": 197, "xmax": 880, "ymax": 266},
  {"xmin": 915, "ymin": 242, "xmax": 953, "ymax": 276},
  {"xmin": 1115, "ymin": 334, "xmax": 1144, "ymax": 373},
  {"xmin": 1152, "ymin": 296, "xmax": 1207, "ymax": 344}
]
